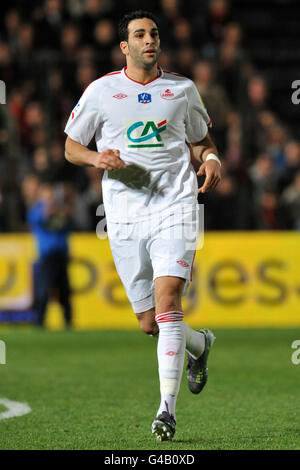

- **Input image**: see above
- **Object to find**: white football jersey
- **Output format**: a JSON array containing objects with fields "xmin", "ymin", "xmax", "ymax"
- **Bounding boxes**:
[{"xmin": 64, "ymin": 66, "xmax": 211, "ymax": 223}]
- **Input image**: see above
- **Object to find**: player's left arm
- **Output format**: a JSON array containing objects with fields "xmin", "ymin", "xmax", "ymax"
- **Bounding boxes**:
[{"xmin": 190, "ymin": 131, "xmax": 222, "ymax": 193}]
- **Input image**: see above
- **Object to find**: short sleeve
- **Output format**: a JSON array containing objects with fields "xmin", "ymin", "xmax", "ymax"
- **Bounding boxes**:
[
  {"xmin": 64, "ymin": 80, "xmax": 103, "ymax": 146},
  {"xmin": 184, "ymin": 81, "xmax": 212, "ymax": 143}
]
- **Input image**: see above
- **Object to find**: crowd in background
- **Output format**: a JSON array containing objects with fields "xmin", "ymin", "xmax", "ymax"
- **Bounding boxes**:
[{"xmin": 0, "ymin": 0, "xmax": 300, "ymax": 232}]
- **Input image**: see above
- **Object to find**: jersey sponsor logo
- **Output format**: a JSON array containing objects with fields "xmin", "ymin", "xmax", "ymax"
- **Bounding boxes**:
[
  {"xmin": 126, "ymin": 119, "xmax": 167, "ymax": 148},
  {"xmin": 160, "ymin": 89, "xmax": 175, "ymax": 100},
  {"xmin": 176, "ymin": 259, "xmax": 189, "ymax": 268},
  {"xmin": 138, "ymin": 92, "xmax": 151, "ymax": 103},
  {"xmin": 113, "ymin": 93, "xmax": 128, "ymax": 99}
]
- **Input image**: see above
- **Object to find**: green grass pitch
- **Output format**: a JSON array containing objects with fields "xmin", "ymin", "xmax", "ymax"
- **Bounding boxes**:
[{"xmin": 0, "ymin": 327, "xmax": 299, "ymax": 450}]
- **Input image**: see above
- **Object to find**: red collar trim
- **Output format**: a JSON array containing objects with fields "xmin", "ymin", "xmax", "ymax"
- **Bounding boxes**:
[{"xmin": 123, "ymin": 66, "xmax": 162, "ymax": 85}]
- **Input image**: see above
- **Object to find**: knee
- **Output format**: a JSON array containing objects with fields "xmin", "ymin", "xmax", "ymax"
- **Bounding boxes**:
[{"xmin": 139, "ymin": 319, "xmax": 158, "ymax": 336}]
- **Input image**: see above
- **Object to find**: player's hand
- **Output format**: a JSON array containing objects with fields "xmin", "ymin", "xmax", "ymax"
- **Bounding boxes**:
[
  {"xmin": 197, "ymin": 160, "xmax": 221, "ymax": 193},
  {"xmin": 93, "ymin": 149, "xmax": 126, "ymax": 170}
]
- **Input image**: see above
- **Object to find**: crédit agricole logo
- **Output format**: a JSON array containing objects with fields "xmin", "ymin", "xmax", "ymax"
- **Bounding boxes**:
[{"xmin": 124, "ymin": 118, "xmax": 167, "ymax": 149}]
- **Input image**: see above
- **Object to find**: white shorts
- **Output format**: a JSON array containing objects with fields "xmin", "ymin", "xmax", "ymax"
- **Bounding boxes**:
[{"xmin": 107, "ymin": 209, "xmax": 199, "ymax": 313}]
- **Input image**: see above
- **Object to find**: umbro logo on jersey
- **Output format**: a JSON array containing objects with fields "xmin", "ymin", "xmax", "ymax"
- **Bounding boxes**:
[
  {"xmin": 161, "ymin": 89, "xmax": 175, "ymax": 100},
  {"xmin": 113, "ymin": 93, "xmax": 128, "ymax": 99},
  {"xmin": 176, "ymin": 260, "xmax": 189, "ymax": 268},
  {"xmin": 138, "ymin": 93, "xmax": 151, "ymax": 104}
]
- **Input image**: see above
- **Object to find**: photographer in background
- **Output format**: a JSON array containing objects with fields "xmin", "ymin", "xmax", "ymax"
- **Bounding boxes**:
[{"xmin": 26, "ymin": 177, "xmax": 74, "ymax": 328}]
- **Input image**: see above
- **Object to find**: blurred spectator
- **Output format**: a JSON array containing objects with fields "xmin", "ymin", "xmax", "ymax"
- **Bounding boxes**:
[
  {"xmin": 156, "ymin": 49, "xmax": 174, "ymax": 71},
  {"xmin": 21, "ymin": 101, "xmax": 46, "ymax": 151},
  {"xmin": 175, "ymin": 46, "xmax": 197, "ymax": 78},
  {"xmin": 157, "ymin": 0, "xmax": 182, "ymax": 46},
  {"xmin": 34, "ymin": 0, "xmax": 66, "ymax": 50},
  {"xmin": 264, "ymin": 123, "xmax": 288, "ymax": 169},
  {"xmin": 80, "ymin": 0, "xmax": 113, "ymax": 45},
  {"xmin": 110, "ymin": 44, "xmax": 126, "ymax": 70},
  {"xmin": 249, "ymin": 153, "xmax": 278, "ymax": 203},
  {"xmin": 26, "ymin": 179, "xmax": 73, "ymax": 328},
  {"xmin": 93, "ymin": 19, "xmax": 117, "ymax": 71},
  {"xmin": 278, "ymin": 141, "xmax": 300, "ymax": 193},
  {"xmin": 61, "ymin": 23, "xmax": 81, "ymax": 61},
  {"xmin": 75, "ymin": 61, "xmax": 98, "ymax": 93},
  {"xmin": 225, "ymin": 110, "xmax": 242, "ymax": 168},
  {"xmin": 246, "ymin": 76, "xmax": 273, "ymax": 158},
  {"xmin": 193, "ymin": 60, "xmax": 230, "ymax": 153},
  {"xmin": 31, "ymin": 146, "xmax": 49, "ymax": 180},
  {"xmin": 173, "ymin": 17, "xmax": 194, "ymax": 47},
  {"xmin": 281, "ymin": 171, "xmax": 300, "ymax": 230},
  {"xmin": 204, "ymin": 173, "xmax": 240, "ymax": 230},
  {"xmin": 255, "ymin": 191, "xmax": 284, "ymax": 230},
  {"xmin": 3, "ymin": 9, "xmax": 21, "ymax": 52},
  {"xmin": 0, "ymin": 41, "xmax": 15, "ymax": 84},
  {"xmin": 208, "ymin": 0, "xmax": 229, "ymax": 42},
  {"xmin": 248, "ymin": 75, "xmax": 268, "ymax": 110}
]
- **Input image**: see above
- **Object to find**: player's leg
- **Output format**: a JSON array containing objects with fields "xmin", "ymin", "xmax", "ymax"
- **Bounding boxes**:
[
  {"xmin": 150, "ymin": 208, "xmax": 215, "ymax": 412},
  {"xmin": 151, "ymin": 275, "xmax": 186, "ymax": 440},
  {"xmin": 34, "ymin": 256, "xmax": 53, "ymax": 327},
  {"xmin": 154, "ymin": 276, "xmax": 186, "ymax": 421},
  {"xmin": 56, "ymin": 254, "xmax": 72, "ymax": 328}
]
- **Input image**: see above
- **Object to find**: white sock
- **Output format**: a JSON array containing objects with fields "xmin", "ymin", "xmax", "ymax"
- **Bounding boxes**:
[
  {"xmin": 155, "ymin": 311, "xmax": 186, "ymax": 421},
  {"xmin": 184, "ymin": 323, "xmax": 205, "ymax": 360}
]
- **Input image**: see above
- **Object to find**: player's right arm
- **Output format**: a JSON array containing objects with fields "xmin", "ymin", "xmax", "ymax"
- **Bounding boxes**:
[
  {"xmin": 64, "ymin": 79, "xmax": 126, "ymax": 171},
  {"xmin": 65, "ymin": 136, "xmax": 126, "ymax": 170}
]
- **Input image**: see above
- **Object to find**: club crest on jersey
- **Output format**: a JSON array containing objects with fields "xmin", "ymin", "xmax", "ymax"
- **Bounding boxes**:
[
  {"xmin": 124, "ymin": 119, "xmax": 167, "ymax": 149},
  {"xmin": 138, "ymin": 92, "xmax": 151, "ymax": 104},
  {"xmin": 161, "ymin": 89, "xmax": 175, "ymax": 100}
]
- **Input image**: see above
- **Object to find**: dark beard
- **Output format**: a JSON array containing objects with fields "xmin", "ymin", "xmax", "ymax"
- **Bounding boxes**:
[{"xmin": 142, "ymin": 57, "xmax": 158, "ymax": 70}]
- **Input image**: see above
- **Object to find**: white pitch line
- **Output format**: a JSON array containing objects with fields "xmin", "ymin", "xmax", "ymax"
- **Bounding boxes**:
[{"xmin": 0, "ymin": 398, "xmax": 32, "ymax": 420}]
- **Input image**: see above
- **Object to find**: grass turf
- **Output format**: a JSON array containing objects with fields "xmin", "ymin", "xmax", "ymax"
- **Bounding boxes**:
[{"xmin": 0, "ymin": 327, "xmax": 299, "ymax": 450}]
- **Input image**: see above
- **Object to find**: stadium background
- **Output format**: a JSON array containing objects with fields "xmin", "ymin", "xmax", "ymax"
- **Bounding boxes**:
[
  {"xmin": 0, "ymin": 0, "xmax": 300, "ymax": 453},
  {"xmin": 0, "ymin": 0, "xmax": 300, "ymax": 329}
]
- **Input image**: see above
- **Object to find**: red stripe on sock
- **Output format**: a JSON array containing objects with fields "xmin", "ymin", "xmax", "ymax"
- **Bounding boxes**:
[{"xmin": 155, "ymin": 311, "xmax": 184, "ymax": 324}]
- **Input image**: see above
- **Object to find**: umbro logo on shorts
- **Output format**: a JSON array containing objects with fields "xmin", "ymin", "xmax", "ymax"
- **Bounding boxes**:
[
  {"xmin": 176, "ymin": 260, "xmax": 189, "ymax": 268},
  {"xmin": 113, "ymin": 93, "xmax": 128, "ymax": 99}
]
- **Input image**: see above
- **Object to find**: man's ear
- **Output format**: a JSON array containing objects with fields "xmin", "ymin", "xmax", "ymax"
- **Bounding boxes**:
[{"xmin": 120, "ymin": 41, "xmax": 128, "ymax": 56}]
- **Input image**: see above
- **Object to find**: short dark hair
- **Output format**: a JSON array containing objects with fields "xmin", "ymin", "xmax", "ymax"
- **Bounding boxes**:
[{"xmin": 118, "ymin": 10, "xmax": 159, "ymax": 42}]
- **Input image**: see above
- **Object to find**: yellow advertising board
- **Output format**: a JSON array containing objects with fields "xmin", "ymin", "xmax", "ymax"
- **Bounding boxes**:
[{"xmin": 0, "ymin": 232, "xmax": 300, "ymax": 329}]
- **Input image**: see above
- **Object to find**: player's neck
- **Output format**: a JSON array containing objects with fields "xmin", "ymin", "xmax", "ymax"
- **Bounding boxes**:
[{"xmin": 125, "ymin": 63, "xmax": 159, "ymax": 84}]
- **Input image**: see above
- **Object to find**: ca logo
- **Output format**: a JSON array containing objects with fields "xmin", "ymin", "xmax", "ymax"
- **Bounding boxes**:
[{"xmin": 127, "ymin": 120, "xmax": 167, "ymax": 148}]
